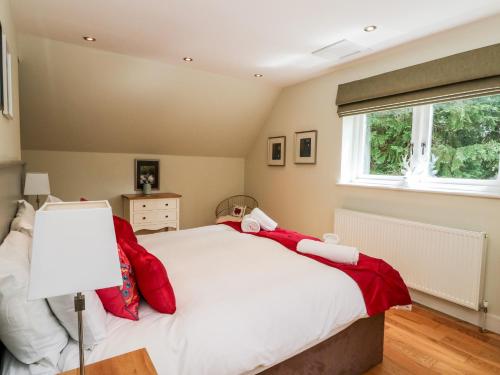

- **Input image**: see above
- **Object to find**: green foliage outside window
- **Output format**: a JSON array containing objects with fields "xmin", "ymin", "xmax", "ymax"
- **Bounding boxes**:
[
  {"xmin": 431, "ymin": 95, "xmax": 500, "ymax": 179},
  {"xmin": 366, "ymin": 95, "xmax": 500, "ymax": 179},
  {"xmin": 367, "ymin": 108, "xmax": 412, "ymax": 175}
]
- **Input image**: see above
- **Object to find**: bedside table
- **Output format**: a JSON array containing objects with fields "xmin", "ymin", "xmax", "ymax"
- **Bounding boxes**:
[
  {"xmin": 59, "ymin": 348, "xmax": 157, "ymax": 374},
  {"xmin": 122, "ymin": 192, "xmax": 181, "ymax": 232}
]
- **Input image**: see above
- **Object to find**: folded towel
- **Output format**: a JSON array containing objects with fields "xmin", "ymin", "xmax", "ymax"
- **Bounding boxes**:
[
  {"xmin": 250, "ymin": 208, "xmax": 278, "ymax": 231},
  {"xmin": 322, "ymin": 233, "xmax": 340, "ymax": 244},
  {"xmin": 241, "ymin": 215, "xmax": 261, "ymax": 233},
  {"xmin": 297, "ymin": 239, "xmax": 359, "ymax": 265}
]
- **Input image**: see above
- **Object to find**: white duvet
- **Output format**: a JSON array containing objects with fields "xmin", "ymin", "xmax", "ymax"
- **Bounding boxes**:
[{"xmin": 3, "ymin": 224, "xmax": 366, "ymax": 375}]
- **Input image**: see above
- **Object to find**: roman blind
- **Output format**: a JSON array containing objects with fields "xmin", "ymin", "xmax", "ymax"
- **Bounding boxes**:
[{"xmin": 336, "ymin": 43, "xmax": 500, "ymax": 116}]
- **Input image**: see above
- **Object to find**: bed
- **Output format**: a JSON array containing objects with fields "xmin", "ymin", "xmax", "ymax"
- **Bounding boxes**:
[{"xmin": 0, "ymin": 163, "xmax": 384, "ymax": 375}]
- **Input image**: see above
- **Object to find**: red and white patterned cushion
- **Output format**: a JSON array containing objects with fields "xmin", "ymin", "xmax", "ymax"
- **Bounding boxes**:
[
  {"xmin": 231, "ymin": 205, "xmax": 246, "ymax": 218},
  {"xmin": 96, "ymin": 243, "xmax": 140, "ymax": 320}
]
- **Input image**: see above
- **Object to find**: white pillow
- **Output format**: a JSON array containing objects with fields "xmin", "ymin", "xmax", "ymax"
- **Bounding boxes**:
[
  {"xmin": 44, "ymin": 195, "xmax": 63, "ymax": 203},
  {"xmin": 1, "ymin": 349, "xmax": 59, "ymax": 375},
  {"xmin": 48, "ymin": 291, "xmax": 107, "ymax": 349},
  {"xmin": 0, "ymin": 231, "xmax": 68, "ymax": 367},
  {"xmin": 10, "ymin": 200, "xmax": 35, "ymax": 236}
]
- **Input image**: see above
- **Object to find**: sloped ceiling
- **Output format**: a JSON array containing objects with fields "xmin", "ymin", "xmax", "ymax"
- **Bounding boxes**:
[
  {"xmin": 19, "ymin": 35, "xmax": 280, "ymax": 157},
  {"xmin": 10, "ymin": 0, "xmax": 500, "ymax": 86}
]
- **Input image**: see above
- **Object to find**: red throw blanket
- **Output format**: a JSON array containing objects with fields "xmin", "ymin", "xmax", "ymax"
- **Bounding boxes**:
[{"xmin": 223, "ymin": 221, "xmax": 411, "ymax": 316}]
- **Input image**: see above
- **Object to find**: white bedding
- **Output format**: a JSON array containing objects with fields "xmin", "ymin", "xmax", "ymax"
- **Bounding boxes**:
[{"xmin": 2, "ymin": 224, "xmax": 366, "ymax": 375}]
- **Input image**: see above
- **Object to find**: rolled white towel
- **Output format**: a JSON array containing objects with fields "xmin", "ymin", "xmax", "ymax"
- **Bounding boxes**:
[
  {"xmin": 297, "ymin": 239, "xmax": 359, "ymax": 265},
  {"xmin": 322, "ymin": 233, "xmax": 340, "ymax": 244},
  {"xmin": 241, "ymin": 215, "xmax": 261, "ymax": 233},
  {"xmin": 250, "ymin": 208, "xmax": 278, "ymax": 231}
]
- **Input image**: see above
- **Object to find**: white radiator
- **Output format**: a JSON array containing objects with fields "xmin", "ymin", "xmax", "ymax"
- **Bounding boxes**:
[{"xmin": 334, "ymin": 209, "xmax": 487, "ymax": 310}]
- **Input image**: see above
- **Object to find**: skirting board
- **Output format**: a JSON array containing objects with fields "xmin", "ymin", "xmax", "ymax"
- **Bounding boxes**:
[{"xmin": 410, "ymin": 289, "xmax": 500, "ymax": 334}]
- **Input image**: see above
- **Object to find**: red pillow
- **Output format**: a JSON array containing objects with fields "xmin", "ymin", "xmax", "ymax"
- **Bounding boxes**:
[
  {"xmin": 113, "ymin": 215, "xmax": 137, "ymax": 243},
  {"xmin": 96, "ymin": 243, "xmax": 140, "ymax": 320},
  {"xmin": 119, "ymin": 239, "xmax": 176, "ymax": 314},
  {"xmin": 80, "ymin": 197, "xmax": 137, "ymax": 243}
]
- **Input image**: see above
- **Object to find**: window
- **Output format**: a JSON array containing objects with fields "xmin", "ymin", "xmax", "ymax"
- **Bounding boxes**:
[
  {"xmin": 366, "ymin": 108, "xmax": 413, "ymax": 176},
  {"xmin": 431, "ymin": 96, "xmax": 500, "ymax": 180},
  {"xmin": 340, "ymin": 94, "xmax": 500, "ymax": 197}
]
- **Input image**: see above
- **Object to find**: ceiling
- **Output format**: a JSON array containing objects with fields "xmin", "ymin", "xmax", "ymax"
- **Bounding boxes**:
[{"xmin": 11, "ymin": 0, "xmax": 500, "ymax": 87}]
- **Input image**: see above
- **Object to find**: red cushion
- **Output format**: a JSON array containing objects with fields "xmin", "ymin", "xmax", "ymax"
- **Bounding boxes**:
[
  {"xmin": 80, "ymin": 197, "xmax": 137, "ymax": 243},
  {"xmin": 113, "ymin": 215, "xmax": 137, "ymax": 243},
  {"xmin": 96, "ymin": 243, "xmax": 140, "ymax": 320},
  {"xmin": 119, "ymin": 239, "xmax": 176, "ymax": 314}
]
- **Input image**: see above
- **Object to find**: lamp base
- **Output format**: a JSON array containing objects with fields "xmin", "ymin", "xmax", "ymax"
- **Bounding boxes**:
[{"xmin": 74, "ymin": 292, "xmax": 86, "ymax": 375}]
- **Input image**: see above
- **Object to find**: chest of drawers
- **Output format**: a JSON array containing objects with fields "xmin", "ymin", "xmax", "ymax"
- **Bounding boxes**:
[{"xmin": 122, "ymin": 192, "xmax": 181, "ymax": 232}]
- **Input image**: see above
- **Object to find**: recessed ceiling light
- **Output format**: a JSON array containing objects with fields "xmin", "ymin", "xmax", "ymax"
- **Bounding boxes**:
[
  {"xmin": 363, "ymin": 25, "xmax": 377, "ymax": 32},
  {"xmin": 254, "ymin": 73, "xmax": 263, "ymax": 77},
  {"xmin": 83, "ymin": 36, "xmax": 96, "ymax": 42},
  {"xmin": 183, "ymin": 57, "xmax": 193, "ymax": 62}
]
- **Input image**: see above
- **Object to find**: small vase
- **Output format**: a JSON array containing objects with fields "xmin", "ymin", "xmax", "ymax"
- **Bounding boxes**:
[{"xmin": 142, "ymin": 183, "xmax": 152, "ymax": 195}]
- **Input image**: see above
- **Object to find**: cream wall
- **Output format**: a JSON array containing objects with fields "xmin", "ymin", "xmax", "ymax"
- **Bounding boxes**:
[
  {"xmin": 245, "ymin": 15, "xmax": 500, "ymax": 329},
  {"xmin": 18, "ymin": 34, "xmax": 279, "ymax": 157},
  {"xmin": 22, "ymin": 150, "xmax": 244, "ymax": 229},
  {"xmin": 0, "ymin": 0, "xmax": 20, "ymax": 162}
]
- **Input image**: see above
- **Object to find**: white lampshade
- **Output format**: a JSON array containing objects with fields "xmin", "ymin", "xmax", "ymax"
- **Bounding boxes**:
[
  {"xmin": 24, "ymin": 173, "xmax": 51, "ymax": 195},
  {"xmin": 28, "ymin": 201, "xmax": 123, "ymax": 300}
]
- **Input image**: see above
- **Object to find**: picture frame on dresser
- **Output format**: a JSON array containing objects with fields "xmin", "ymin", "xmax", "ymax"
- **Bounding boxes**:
[{"xmin": 135, "ymin": 159, "xmax": 160, "ymax": 191}]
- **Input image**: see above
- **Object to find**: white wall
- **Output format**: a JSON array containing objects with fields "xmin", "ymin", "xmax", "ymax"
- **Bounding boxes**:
[
  {"xmin": 245, "ymin": 14, "xmax": 500, "ymax": 331},
  {"xmin": 23, "ymin": 150, "xmax": 244, "ymax": 229},
  {"xmin": 0, "ymin": 0, "xmax": 20, "ymax": 162}
]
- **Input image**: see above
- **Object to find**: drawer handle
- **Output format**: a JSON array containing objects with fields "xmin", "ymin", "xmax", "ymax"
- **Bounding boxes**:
[
  {"xmin": 165, "ymin": 203, "xmax": 169, "ymax": 206},
  {"xmin": 142, "ymin": 217, "xmax": 146, "ymax": 220},
  {"xmin": 165, "ymin": 215, "xmax": 169, "ymax": 218},
  {"xmin": 142, "ymin": 204, "xmax": 146, "ymax": 208}
]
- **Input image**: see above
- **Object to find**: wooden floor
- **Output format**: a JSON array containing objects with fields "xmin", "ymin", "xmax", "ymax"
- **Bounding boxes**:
[{"xmin": 366, "ymin": 304, "xmax": 500, "ymax": 374}]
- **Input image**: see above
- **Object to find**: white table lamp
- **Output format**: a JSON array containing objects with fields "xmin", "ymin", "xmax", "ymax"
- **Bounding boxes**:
[
  {"xmin": 29, "ymin": 201, "xmax": 123, "ymax": 375},
  {"xmin": 24, "ymin": 173, "xmax": 51, "ymax": 208}
]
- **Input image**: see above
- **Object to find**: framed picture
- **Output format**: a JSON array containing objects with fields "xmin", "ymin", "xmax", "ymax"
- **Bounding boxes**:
[
  {"xmin": 0, "ymin": 22, "xmax": 4, "ymax": 113},
  {"xmin": 4, "ymin": 50, "xmax": 13, "ymax": 118},
  {"xmin": 294, "ymin": 130, "xmax": 317, "ymax": 164},
  {"xmin": 135, "ymin": 159, "xmax": 160, "ymax": 191},
  {"xmin": 267, "ymin": 136, "xmax": 286, "ymax": 166},
  {"xmin": 2, "ymin": 31, "xmax": 13, "ymax": 119}
]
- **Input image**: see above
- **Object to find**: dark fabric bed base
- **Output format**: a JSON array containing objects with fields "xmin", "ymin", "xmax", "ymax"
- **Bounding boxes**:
[{"xmin": 260, "ymin": 313, "xmax": 384, "ymax": 375}]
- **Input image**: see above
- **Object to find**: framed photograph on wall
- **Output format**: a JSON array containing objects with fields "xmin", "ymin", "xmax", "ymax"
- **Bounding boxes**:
[
  {"xmin": 0, "ymin": 22, "xmax": 4, "ymax": 113},
  {"xmin": 4, "ymin": 49, "xmax": 13, "ymax": 118},
  {"xmin": 294, "ymin": 130, "xmax": 317, "ymax": 164},
  {"xmin": 267, "ymin": 136, "xmax": 286, "ymax": 166},
  {"xmin": 2, "ymin": 31, "xmax": 13, "ymax": 119},
  {"xmin": 135, "ymin": 159, "xmax": 160, "ymax": 191}
]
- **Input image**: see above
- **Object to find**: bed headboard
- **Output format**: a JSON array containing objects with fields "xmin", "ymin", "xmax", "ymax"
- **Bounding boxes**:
[{"xmin": 0, "ymin": 160, "xmax": 24, "ymax": 242}]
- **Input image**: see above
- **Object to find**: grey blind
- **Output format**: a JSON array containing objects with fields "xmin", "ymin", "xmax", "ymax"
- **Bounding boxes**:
[{"xmin": 336, "ymin": 43, "xmax": 500, "ymax": 116}]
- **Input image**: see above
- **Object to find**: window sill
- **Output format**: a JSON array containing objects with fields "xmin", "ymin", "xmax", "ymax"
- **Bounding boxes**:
[{"xmin": 337, "ymin": 180, "xmax": 500, "ymax": 200}]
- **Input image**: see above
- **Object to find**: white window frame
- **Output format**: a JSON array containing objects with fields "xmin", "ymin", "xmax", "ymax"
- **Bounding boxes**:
[{"xmin": 339, "ymin": 100, "xmax": 500, "ymax": 198}]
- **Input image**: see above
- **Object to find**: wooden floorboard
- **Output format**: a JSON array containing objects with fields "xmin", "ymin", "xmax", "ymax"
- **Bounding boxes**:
[{"xmin": 366, "ymin": 304, "xmax": 500, "ymax": 375}]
